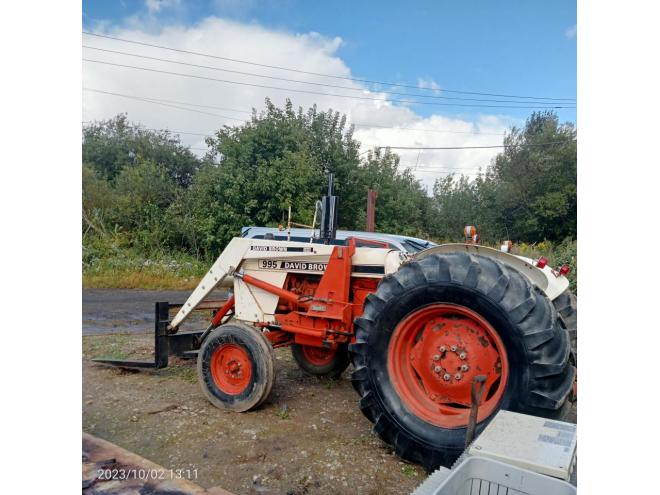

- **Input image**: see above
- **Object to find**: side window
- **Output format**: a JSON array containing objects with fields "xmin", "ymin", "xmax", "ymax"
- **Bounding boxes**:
[
  {"xmin": 311, "ymin": 238, "xmax": 347, "ymax": 246},
  {"xmin": 354, "ymin": 239, "xmax": 394, "ymax": 249}
]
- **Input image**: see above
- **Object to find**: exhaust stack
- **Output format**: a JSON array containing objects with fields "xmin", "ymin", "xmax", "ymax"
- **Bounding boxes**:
[{"xmin": 319, "ymin": 173, "xmax": 338, "ymax": 243}]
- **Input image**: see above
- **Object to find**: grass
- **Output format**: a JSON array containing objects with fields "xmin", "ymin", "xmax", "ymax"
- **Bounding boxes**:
[
  {"xmin": 83, "ymin": 235, "xmax": 576, "ymax": 293},
  {"xmin": 161, "ymin": 363, "xmax": 198, "ymax": 383},
  {"xmin": 511, "ymin": 239, "xmax": 577, "ymax": 294},
  {"xmin": 83, "ymin": 269, "xmax": 202, "ymax": 290},
  {"xmin": 83, "ymin": 239, "xmax": 208, "ymax": 290},
  {"xmin": 401, "ymin": 465, "xmax": 418, "ymax": 478},
  {"xmin": 276, "ymin": 404, "xmax": 290, "ymax": 420},
  {"xmin": 83, "ymin": 334, "xmax": 136, "ymax": 361}
]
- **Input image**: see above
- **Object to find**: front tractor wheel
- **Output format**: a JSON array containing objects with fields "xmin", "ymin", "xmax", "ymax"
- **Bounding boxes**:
[
  {"xmin": 349, "ymin": 252, "xmax": 575, "ymax": 471},
  {"xmin": 291, "ymin": 343, "xmax": 350, "ymax": 379},
  {"xmin": 197, "ymin": 323, "xmax": 275, "ymax": 412}
]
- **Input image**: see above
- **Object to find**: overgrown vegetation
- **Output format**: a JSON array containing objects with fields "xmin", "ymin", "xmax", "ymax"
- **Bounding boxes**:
[
  {"xmin": 512, "ymin": 239, "xmax": 577, "ymax": 294},
  {"xmin": 82, "ymin": 102, "xmax": 576, "ymax": 290},
  {"xmin": 432, "ymin": 112, "xmax": 577, "ymax": 242}
]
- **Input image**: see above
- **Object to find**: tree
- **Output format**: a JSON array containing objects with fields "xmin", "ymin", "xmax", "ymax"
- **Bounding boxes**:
[
  {"xmin": 82, "ymin": 114, "xmax": 201, "ymax": 187},
  {"xmin": 358, "ymin": 148, "xmax": 433, "ymax": 237},
  {"xmin": 430, "ymin": 111, "xmax": 576, "ymax": 243},
  {"xmin": 490, "ymin": 111, "xmax": 577, "ymax": 241},
  {"xmin": 173, "ymin": 99, "xmax": 434, "ymax": 256}
]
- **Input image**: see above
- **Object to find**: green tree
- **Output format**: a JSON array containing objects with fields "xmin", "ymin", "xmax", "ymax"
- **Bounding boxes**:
[
  {"xmin": 490, "ymin": 111, "xmax": 577, "ymax": 241},
  {"xmin": 357, "ymin": 148, "xmax": 433, "ymax": 237},
  {"xmin": 173, "ymin": 99, "xmax": 434, "ymax": 256},
  {"xmin": 430, "ymin": 111, "xmax": 576, "ymax": 243},
  {"xmin": 82, "ymin": 114, "xmax": 201, "ymax": 187}
]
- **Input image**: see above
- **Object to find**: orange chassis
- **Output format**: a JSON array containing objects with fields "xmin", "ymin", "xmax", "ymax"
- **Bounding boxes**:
[{"xmin": 227, "ymin": 238, "xmax": 378, "ymax": 351}]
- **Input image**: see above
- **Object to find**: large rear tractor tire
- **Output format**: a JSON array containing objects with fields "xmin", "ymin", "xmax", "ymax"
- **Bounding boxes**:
[
  {"xmin": 553, "ymin": 288, "xmax": 577, "ymax": 365},
  {"xmin": 291, "ymin": 343, "xmax": 350, "ymax": 379},
  {"xmin": 197, "ymin": 323, "xmax": 275, "ymax": 412},
  {"xmin": 349, "ymin": 252, "xmax": 575, "ymax": 471}
]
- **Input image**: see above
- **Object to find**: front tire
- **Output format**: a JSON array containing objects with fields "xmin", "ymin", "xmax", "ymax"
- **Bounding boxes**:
[
  {"xmin": 349, "ymin": 253, "xmax": 575, "ymax": 470},
  {"xmin": 197, "ymin": 323, "xmax": 275, "ymax": 412}
]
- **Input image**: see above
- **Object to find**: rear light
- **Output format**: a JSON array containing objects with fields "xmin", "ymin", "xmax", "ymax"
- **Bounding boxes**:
[
  {"xmin": 536, "ymin": 257, "xmax": 548, "ymax": 269},
  {"xmin": 559, "ymin": 264, "xmax": 570, "ymax": 276}
]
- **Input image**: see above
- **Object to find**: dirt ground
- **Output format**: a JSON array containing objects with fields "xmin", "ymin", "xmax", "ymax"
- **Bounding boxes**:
[{"xmin": 82, "ymin": 289, "xmax": 576, "ymax": 495}]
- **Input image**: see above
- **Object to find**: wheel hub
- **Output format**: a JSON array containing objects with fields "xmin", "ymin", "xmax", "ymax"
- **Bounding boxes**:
[
  {"xmin": 301, "ymin": 345, "xmax": 336, "ymax": 366},
  {"xmin": 389, "ymin": 304, "xmax": 509, "ymax": 428},
  {"xmin": 210, "ymin": 344, "xmax": 253, "ymax": 395}
]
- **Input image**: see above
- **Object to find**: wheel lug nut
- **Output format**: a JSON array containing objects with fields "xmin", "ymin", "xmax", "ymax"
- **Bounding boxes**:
[
  {"xmin": 459, "ymin": 352, "xmax": 467, "ymax": 360},
  {"xmin": 455, "ymin": 373, "xmax": 462, "ymax": 380},
  {"xmin": 450, "ymin": 345, "xmax": 457, "ymax": 352},
  {"xmin": 461, "ymin": 364, "xmax": 469, "ymax": 372},
  {"xmin": 439, "ymin": 346, "xmax": 446, "ymax": 352},
  {"xmin": 434, "ymin": 366, "xmax": 442, "ymax": 373},
  {"xmin": 433, "ymin": 354, "xmax": 440, "ymax": 361},
  {"xmin": 443, "ymin": 373, "xmax": 451, "ymax": 381}
]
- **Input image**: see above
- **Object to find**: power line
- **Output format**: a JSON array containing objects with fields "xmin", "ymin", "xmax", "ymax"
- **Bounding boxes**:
[
  {"xmin": 84, "ymin": 88, "xmax": 251, "ymax": 114},
  {"xmin": 82, "ymin": 31, "xmax": 576, "ymax": 102},
  {"xmin": 83, "ymin": 92, "xmax": 548, "ymax": 151},
  {"xmin": 84, "ymin": 87, "xmax": 508, "ymax": 136},
  {"xmin": 83, "ymin": 59, "xmax": 576, "ymax": 109},
  {"xmin": 82, "ymin": 45, "xmax": 568, "ymax": 107},
  {"xmin": 83, "ymin": 88, "xmax": 247, "ymax": 121},
  {"xmin": 83, "ymin": 91, "xmax": 571, "ymax": 152},
  {"xmin": 399, "ymin": 163, "xmax": 485, "ymax": 171},
  {"xmin": 80, "ymin": 119, "xmax": 497, "ymax": 174},
  {"xmin": 82, "ymin": 120, "xmax": 211, "ymax": 138},
  {"xmin": 377, "ymin": 141, "xmax": 574, "ymax": 150},
  {"xmin": 352, "ymin": 121, "xmax": 504, "ymax": 136}
]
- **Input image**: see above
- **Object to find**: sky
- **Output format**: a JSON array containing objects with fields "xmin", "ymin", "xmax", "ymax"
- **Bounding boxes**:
[{"xmin": 82, "ymin": 0, "xmax": 576, "ymax": 191}]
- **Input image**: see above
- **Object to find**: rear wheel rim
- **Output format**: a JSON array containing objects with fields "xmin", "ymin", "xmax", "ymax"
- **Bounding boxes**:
[
  {"xmin": 210, "ymin": 343, "xmax": 253, "ymax": 395},
  {"xmin": 388, "ymin": 303, "xmax": 508, "ymax": 428},
  {"xmin": 301, "ymin": 345, "xmax": 336, "ymax": 366}
]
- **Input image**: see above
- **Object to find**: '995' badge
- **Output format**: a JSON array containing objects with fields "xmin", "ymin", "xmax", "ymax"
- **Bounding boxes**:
[{"xmin": 259, "ymin": 260, "xmax": 327, "ymax": 271}]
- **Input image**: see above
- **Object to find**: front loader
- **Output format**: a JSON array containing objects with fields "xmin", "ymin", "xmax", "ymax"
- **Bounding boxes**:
[{"xmin": 95, "ymin": 187, "xmax": 576, "ymax": 470}]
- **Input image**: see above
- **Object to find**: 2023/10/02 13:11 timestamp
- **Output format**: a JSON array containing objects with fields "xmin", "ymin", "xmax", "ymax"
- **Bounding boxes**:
[{"xmin": 97, "ymin": 468, "xmax": 199, "ymax": 481}]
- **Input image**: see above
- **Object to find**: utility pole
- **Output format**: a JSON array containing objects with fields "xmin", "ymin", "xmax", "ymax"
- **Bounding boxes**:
[{"xmin": 366, "ymin": 189, "xmax": 378, "ymax": 232}]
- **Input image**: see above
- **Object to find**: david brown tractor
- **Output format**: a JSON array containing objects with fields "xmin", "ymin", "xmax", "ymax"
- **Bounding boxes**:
[{"xmin": 96, "ymin": 184, "xmax": 576, "ymax": 470}]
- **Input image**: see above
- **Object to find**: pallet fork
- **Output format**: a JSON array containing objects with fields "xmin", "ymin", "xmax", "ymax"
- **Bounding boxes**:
[{"xmin": 92, "ymin": 299, "xmax": 229, "ymax": 369}]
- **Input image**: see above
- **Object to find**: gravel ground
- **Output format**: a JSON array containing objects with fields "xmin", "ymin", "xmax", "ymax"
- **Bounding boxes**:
[{"xmin": 82, "ymin": 289, "xmax": 576, "ymax": 495}]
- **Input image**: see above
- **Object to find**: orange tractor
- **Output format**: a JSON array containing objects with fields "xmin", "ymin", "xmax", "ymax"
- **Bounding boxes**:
[{"xmin": 96, "ymin": 183, "xmax": 576, "ymax": 470}]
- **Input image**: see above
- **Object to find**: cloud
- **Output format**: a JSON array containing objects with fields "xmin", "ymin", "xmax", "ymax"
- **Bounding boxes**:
[
  {"xmin": 565, "ymin": 24, "xmax": 577, "ymax": 39},
  {"xmin": 83, "ymin": 16, "xmax": 517, "ymax": 191},
  {"xmin": 145, "ymin": 0, "xmax": 181, "ymax": 14},
  {"xmin": 417, "ymin": 77, "xmax": 441, "ymax": 94}
]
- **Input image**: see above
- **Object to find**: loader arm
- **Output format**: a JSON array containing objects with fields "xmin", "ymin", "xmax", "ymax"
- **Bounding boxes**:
[{"xmin": 169, "ymin": 238, "xmax": 250, "ymax": 330}]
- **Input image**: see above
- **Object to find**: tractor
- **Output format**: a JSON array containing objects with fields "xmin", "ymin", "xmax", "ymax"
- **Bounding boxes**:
[{"xmin": 95, "ymin": 178, "xmax": 577, "ymax": 470}]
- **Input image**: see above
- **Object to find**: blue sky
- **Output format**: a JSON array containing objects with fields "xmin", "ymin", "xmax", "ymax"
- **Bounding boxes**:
[
  {"xmin": 82, "ymin": 0, "xmax": 576, "ymax": 188},
  {"xmin": 83, "ymin": 0, "xmax": 576, "ymax": 122}
]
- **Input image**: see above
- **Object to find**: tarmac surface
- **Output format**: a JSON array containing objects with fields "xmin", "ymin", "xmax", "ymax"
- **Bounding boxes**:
[{"xmin": 82, "ymin": 289, "xmax": 228, "ymax": 335}]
